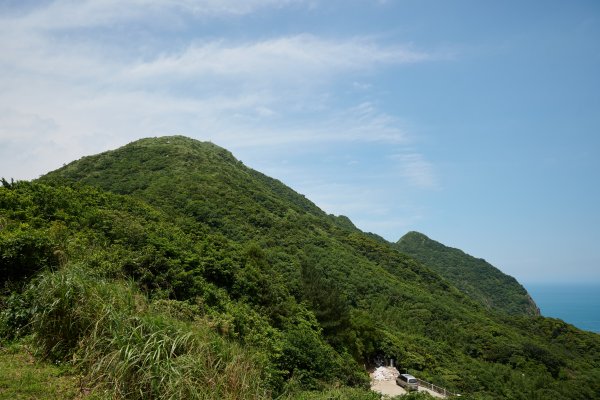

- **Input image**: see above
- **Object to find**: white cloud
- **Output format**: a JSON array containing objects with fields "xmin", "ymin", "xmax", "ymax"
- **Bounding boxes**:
[
  {"xmin": 206, "ymin": 101, "xmax": 408, "ymax": 148},
  {"xmin": 352, "ymin": 81, "xmax": 373, "ymax": 91},
  {"xmin": 0, "ymin": 0, "xmax": 308, "ymax": 31},
  {"xmin": 0, "ymin": 108, "xmax": 58, "ymax": 141},
  {"xmin": 0, "ymin": 0, "xmax": 438, "ymax": 197},
  {"xmin": 392, "ymin": 153, "xmax": 439, "ymax": 189},
  {"xmin": 126, "ymin": 35, "xmax": 430, "ymax": 84}
]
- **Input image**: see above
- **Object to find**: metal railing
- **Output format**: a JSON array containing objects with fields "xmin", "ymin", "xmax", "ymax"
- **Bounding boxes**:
[{"xmin": 416, "ymin": 378, "xmax": 460, "ymax": 397}]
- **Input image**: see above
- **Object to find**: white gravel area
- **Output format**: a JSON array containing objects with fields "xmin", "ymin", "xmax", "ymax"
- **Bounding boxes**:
[{"xmin": 370, "ymin": 366, "xmax": 447, "ymax": 398}]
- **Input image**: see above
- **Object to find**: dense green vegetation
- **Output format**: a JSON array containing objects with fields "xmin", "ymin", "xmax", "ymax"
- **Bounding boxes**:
[
  {"xmin": 1, "ymin": 136, "xmax": 599, "ymax": 399},
  {"xmin": 395, "ymin": 232, "xmax": 539, "ymax": 316}
]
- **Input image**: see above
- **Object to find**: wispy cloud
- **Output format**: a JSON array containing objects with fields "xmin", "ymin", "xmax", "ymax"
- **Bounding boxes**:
[
  {"xmin": 126, "ymin": 35, "xmax": 430, "ymax": 84},
  {"xmin": 391, "ymin": 153, "xmax": 439, "ymax": 189},
  {"xmin": 0, "ymin": 109, "xmax": 58, "ymax": 141},
  {"xmin": 1, "ymin": 0, "xmax": 309, "ymax": 30},
  {"xmin": 0, "ymin": 0, "xmax": 440, "ymax": 219}
]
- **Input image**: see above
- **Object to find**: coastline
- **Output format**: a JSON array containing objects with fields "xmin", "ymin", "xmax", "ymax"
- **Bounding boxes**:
[{"xmin": 525, "ymin": 283, "xmax": 600, "ymax": 334}]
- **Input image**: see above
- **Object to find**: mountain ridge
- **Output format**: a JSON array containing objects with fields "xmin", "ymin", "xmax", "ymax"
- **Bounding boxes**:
[{"xmin": 395, "ymin": 231, "xmax": 539, "ymax": 316}]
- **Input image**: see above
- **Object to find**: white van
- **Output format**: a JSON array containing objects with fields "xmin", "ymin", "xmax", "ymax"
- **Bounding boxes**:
[{"xmin": 396, "ymin": 373, "xmax": 418, "ymax": 391}]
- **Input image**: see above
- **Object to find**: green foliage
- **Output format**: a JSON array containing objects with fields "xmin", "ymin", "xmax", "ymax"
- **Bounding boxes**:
[
  {"xmin": 0, "ymin": 179, "xmax": 366, "ymax": 396},
  {"xmin": 395, "ymin": 231, "xmax": 540, "ymax": 316},
  {"xmin": 0, "ymin": 290, "xmax": 35, "ymax": 340},
  {"xmin": 0, "ymin": 228, "xmax": 60, "ymax": 284},
  {"xmin": 21, "ymin": 265, "xmax": 270, "ymax": 399},
  {"xmin": 0, "ymin": 136, "xmax": 597, "ymax": 399},
  {"xmin": 300, "ymin": 255, "xmax": 352, "ymax": 347}
]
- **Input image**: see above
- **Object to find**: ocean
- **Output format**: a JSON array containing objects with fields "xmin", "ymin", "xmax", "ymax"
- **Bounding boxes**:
[{"xmin": 524, "ymin": 283, "xmax": 600, "ymax": 334}]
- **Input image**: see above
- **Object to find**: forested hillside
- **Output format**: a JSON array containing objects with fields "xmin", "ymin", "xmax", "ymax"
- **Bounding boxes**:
[
  {"xmin": 395, "ymin": 232, "xmax": 539, "ymax": 316},
  {"xmin": 1, "ymin": 136, "xmax": 599, "ymax": 399}
]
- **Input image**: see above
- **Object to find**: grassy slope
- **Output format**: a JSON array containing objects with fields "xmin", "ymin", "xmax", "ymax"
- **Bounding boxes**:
[
  {"xmin": 0, "ymin": 342, "xmax": 79, "ymax": 400},
  {"xmin": 395, "ymin": 231, "xmax": 539, "ymax": 316}
]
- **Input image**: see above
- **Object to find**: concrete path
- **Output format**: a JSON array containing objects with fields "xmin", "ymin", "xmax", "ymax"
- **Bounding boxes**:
[
  {"xmin": 371, "ymin": 379, "xmax": 407, "ymax": 397},
  {"xmin": 371, "ymin": 379, "xmax": 447, "ymax": 398},
  {"xmin": 419, "ymin": 386, "xmax": 446, "ymax": 398},
  {"xmin": 370, "ymin": 366, "xmax": 448, "ymax": 398}
]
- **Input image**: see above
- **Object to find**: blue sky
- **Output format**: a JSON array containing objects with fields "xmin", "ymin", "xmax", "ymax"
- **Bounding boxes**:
[{"xmin": 1, "ymin": 0, "xmax": 599, "ymax": 283}]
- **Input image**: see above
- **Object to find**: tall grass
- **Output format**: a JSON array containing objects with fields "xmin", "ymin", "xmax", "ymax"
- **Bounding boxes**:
[{"xmin": 27, "ymin": 265, "xmax": 269, "ymax": 399}]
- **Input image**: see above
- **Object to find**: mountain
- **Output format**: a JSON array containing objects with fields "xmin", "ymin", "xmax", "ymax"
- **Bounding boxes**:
[
  {"xmin": 40, "ymin": 136, "xmax": 326, "ymax": 240},
  {"xmin": 1, "ymin": 136, "xmax": 598, "ymax": 399},
  {"xmin": 395, "ymin": 231, "xmax": 539, "ymax": 316}
]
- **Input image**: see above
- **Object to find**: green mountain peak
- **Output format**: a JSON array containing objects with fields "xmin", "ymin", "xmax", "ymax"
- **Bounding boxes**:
[
  {"xmin": 395, "ymin": 231, "xmax": 539, "ymax": 316},
  {"xmin": 41, "ymin": 135, "xmax": 324, "ymax": 239}
]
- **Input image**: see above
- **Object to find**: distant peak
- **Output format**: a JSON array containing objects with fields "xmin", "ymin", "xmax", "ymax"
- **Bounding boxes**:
[
  {"xmin": 397, "ymin": 231, "xmax": 430, "ymax": 243},
  {"xmin": 129, "ymin": 135, "xmax": 221, "ymax": 149},
  {"xmin": 122, "ymin": 135, "xmax": 238, "ymax": 162}
]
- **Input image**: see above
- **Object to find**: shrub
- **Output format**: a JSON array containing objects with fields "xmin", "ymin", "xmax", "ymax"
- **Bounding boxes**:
[
  {"xmin": 25, "ymin": 265, "xmax": 269, "ymax": 399},
  {"xmin": 0, "ymin": 290, "xmax": 35, "ymax": 340},
  {"xmin": 0, "ymin": 229, "xmax": 60, "ymax": 284}
]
